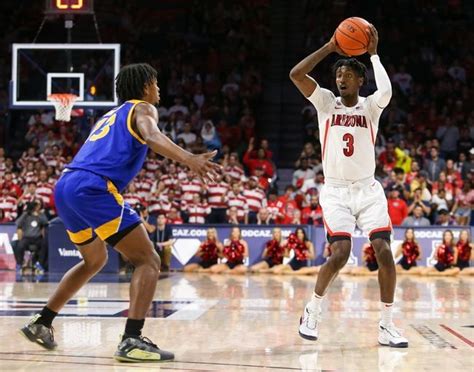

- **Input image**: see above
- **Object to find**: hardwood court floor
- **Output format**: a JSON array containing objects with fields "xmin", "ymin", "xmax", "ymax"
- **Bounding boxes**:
[{"xmin": 0, "ymin": 271, "xmax": 472, "ymax": 371}]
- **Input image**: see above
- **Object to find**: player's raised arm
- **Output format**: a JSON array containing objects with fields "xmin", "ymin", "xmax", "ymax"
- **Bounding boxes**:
[
  {"xmin": 134, "ymin": 102, "xmax": 220, "ymax": 183},
  {"xmin": 289, "ymin": 34, "xmax": 345, "ymax": 97},
  {"xmin": 367, "ymin": 25, "xmax": 392, "ymax": 108}
]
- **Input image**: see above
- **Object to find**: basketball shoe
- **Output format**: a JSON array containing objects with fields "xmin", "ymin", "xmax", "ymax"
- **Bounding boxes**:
[
  {"xmin": 378, "ymin": 322, "xmax": 408, "ymax": 348},
  {"xmin": 20, "ymin": 314, "xmax": 57, "ymax": 350},
  {"xmin": 114, "ymin": 336, "xmax": 174, "ymax": 362},
  {"xmin": 298, "ymin": 305, "xmax": 321, "ymax": 341}
]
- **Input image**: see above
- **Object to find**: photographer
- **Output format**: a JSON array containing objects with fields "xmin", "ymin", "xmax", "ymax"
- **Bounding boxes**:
[
  {"xmin": 134, "ymin": 203, "xmax": 155, "ymax": 237},
  {"xmin": 14, "ymin": 201, "xmax": 48, "ymax": 272}
]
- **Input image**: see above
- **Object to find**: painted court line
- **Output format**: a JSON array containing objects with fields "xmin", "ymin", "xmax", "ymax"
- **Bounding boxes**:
[
  {"xmin": 166, "ymin": 300, "xmax": 219, "ymax": 320},
  {"xmin": 440, "ymin": 324, "xmax": 474, "ymax": 348},
  {"xmin": 0, "ymin": 351, "xmax": 302, "ymax": 371},
  {"xmin": 0, "ymin": 356, "xmax": 206, "ymax": 371}
]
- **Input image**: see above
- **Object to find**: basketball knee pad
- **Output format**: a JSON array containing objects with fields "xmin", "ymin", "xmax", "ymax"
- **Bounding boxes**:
[
  {"xmin": 369, "ymin": 231, "xmax": 391, "ymax": 244},
  {"xmin": 327, "ymin": 234, "xmax": 351, "ymax": 245}
]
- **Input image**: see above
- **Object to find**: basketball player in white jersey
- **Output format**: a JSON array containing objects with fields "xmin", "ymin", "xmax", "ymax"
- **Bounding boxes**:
[{"xmin": 290, "ymin": 25, "xmax": 408, "ymax": 347}]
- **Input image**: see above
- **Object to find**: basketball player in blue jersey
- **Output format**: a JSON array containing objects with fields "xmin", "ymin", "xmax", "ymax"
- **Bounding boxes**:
[{"xmin": 20, "ymin": 63, "xmax": 220, "ymax": 362}]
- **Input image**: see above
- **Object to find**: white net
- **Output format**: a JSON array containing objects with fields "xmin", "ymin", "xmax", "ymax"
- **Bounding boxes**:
[{"xmin": 48, "ymin": 94, "xmax": 78, "ymax": 122}]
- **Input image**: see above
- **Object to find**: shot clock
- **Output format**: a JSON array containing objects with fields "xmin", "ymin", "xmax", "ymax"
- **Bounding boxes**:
[{"xmin": 45, "ymin": 0, "xmax": 94, "ymax": 14}]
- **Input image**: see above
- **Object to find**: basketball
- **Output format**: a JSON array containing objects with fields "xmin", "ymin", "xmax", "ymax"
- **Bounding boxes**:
[{"xmin": 335, "ymin": 17, "xmax": 370, "ymax": 56}]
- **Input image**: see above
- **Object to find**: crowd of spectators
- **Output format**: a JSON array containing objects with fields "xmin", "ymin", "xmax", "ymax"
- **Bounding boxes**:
[
  {"xmin": 0, "ymin": 0, "xmax": 272, "ymax": 271},
  {"xmin": 1, "ymin": 0, "xmax": 281, "ymax": 228}
]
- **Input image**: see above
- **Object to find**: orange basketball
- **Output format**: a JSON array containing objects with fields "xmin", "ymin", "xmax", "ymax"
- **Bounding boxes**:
[{"xmin": 335, "ymin": 17, "xmax": 370, "ymax": 56}]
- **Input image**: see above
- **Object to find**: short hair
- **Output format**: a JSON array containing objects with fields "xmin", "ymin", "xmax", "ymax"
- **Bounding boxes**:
[
  {"xmin": 333, "ymin": 58, "xmax": 367, "ymax": 84},
  {"xmin": 115, "ymin": 63, "xmax": 157, "ymax": 102}
]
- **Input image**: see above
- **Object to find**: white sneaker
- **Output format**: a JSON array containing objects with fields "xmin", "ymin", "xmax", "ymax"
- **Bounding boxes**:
[
  {"xmin": 298, "ymin": 305, "xmax": 320, "ymax": 341},
  {"xmin": 378, "ymin": 322, "xmax": 408, "ymax": 348}
]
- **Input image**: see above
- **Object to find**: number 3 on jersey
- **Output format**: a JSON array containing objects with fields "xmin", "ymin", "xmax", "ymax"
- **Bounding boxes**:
[
  {"xmin": 342, "ymin": 133, "xmax": 354, "ymax": 157},
  {"xmin": 87, "ymin": 113, "xmax": 117, "ymax": 142}
]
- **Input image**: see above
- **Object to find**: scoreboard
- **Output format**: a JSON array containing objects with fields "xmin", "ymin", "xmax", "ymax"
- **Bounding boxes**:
[{"xmin": 45, "ymin": 0, "xmax": 94, "ymax": 14}]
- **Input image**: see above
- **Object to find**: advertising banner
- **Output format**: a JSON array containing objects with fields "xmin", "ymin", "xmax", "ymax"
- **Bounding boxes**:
[
  {"xmin": 170, "ymin": 225, "xmax": 472, "ymax": 269},
  {"xmin": 169, "ymin": 225, "xmax": 309, "ymax": 269},
  {"xmin": 313, "ymin": 227, "xmax": 468, "ymax": 267},
  {"xmin": 0, "ymin": 223, "xmax": 472, "ymax": 271},
  {"xmin": 48, "ymin": 218, "xmax": 119, "ymax": 273}
]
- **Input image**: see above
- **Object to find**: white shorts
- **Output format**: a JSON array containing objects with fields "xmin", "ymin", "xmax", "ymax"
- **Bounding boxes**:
[{"xmin": 320, "ymin": 177, "xmax": 392, "ymax": 241}]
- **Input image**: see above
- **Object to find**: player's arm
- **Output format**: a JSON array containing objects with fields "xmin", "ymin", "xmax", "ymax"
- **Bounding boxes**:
[
  {"xmin": 367, "ymin": 25, "xmax": 392, "ymax": 109},
  {"xmin": 289, "ymin": 35, "xmax": 344, "ymax": 97},
  {"xmin": 134, "ymin": 103, "xmax": 220, "ymax": 182}
]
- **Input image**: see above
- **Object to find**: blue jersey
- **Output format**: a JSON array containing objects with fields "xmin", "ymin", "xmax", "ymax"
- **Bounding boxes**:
[{"xmin": 68, "ymin": 100, "xmax": 148, "ymax": 192}]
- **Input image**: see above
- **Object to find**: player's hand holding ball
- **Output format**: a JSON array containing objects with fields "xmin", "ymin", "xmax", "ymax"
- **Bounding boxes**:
[
  {"xmin": 327, "ymin": 33, "xmax": 348, "ymax": 56},
  {"xmin": 366, "ymin": 24, "xmax": 378, "ymax": 56}
]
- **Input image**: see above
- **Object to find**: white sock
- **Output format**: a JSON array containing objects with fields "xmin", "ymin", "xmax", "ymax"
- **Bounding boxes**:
[
  {"xmin": 307, "ymin": 292, "xmax": 324, "ymax": 313},
  {"xmin": 380, "ymin": 302, "xmax": 393, "ymax": 326}
]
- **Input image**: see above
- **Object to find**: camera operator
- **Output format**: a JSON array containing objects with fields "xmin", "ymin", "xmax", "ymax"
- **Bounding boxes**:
[
  {"xmin": 134, "ymin": 203, "xmax": 155, "ymax": 237},
  {"xmin": 14, "ymin": 201, "xmax": 48, "ymax": 272}
]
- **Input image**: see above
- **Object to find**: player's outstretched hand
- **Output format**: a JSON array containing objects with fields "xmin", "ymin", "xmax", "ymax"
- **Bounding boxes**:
[
  {"xmin": 186, "ymin": 150, "xmax": 221, "ymax": 183},
  {"xmin": 366, "ymin": 24, "xmax": 378, "ymax": 56},
  {"xmin": 328, "ymin": 33, "xmax": 348, "ymax": 56}
]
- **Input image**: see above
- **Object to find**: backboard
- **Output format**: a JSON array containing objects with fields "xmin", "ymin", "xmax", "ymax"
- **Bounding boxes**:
[{"xmin": 10, "ymin": 43, "xmax": 120, "ymax": 109}]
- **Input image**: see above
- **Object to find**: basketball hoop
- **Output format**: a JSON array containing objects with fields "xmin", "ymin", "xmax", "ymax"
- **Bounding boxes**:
[{"xmin": 48, "ymin": 93, "xmax": 78, "ymax": 122}]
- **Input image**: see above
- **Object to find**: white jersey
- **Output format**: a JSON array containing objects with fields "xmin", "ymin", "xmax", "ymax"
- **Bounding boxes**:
[{"xmin": 307, "ymin": 85, "xmax": 384, "ymax": 182}]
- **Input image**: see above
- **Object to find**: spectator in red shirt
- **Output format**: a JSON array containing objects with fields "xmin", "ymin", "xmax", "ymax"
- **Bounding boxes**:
[
  {"xmin": 301, "ymin": 195, "xmax": 323, "ymax": 225},
  {"xmin": 276, "ymin": 185, "xmax": 299, "ymax": 224},
  {"xmin": 0, "ymin": 187, "xmax": 18, "ymax": 221},
  {"xmin": 266, "ymin": 189, "xmax": 280, "ymax": 222},
  {"xmin": 0, "ymin": 172, "xmax": 22, "ymax": 198},
  {"xmin": 387, "ymin": 185, "xmax": 408, "ymax": 226},
  {"xmin": 243, "ymin": 138, "xmax": 274, "ymax": 178},
  {"xmin": 379, "ymin": 140, "xmax": 396, "ymax": 172},
  {"xmin": 249, "ymin": 138, "xmax": 273, "ymax": 160},
  {"xmin": 166, "ymin": 206, "xmax": 184, "ymax": 225},
  {"xmin": 0, "ymin": 209, "xmax": 9, "ymax": 223},
  {"xmin": 445, "ymin": 159, "xmax": 463, "ymax": 189},
  {"xmin": 254, "ymin": 166, "xmax": 270, "ymax": 191}
]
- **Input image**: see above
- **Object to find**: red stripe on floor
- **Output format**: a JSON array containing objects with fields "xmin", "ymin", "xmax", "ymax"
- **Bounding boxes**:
[{"xmin": 440, "ymin": 324, "xmax": 474, "ymax": 347}]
